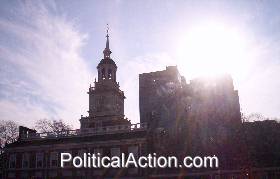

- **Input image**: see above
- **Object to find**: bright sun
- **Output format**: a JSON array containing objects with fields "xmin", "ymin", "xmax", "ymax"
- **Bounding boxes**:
[{"xmin": 177, "ymin": 22, "xmax": 248, "ymax": 80}]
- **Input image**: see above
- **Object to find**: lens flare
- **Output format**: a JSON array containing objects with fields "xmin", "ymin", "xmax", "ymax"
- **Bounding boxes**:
[{"xmin": 177, "ymin": 22, "xmax": 249, "ymax": 80}]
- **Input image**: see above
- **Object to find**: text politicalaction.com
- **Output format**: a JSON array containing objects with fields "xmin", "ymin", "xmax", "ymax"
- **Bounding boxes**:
[{"xmin": 61, "ymin": 153, "xmax": 219, "ymax": 169}]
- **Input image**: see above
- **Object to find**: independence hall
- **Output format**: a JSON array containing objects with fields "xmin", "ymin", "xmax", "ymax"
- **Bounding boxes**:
[{"xmin": 1, "ymin": 31, "xmax": 280, "ymax": 179}]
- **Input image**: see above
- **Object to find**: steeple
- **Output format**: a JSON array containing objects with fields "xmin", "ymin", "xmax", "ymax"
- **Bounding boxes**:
[
  {"xmin": 103, "ymin": 24, "xmax": 112, "ymax": 59},
  {"xmin": 106, "ymin": 28, "xmax": 109, "ymax": 49},
  {"xmin": 81, "ymin": 26, "xmax": 127, "ymax": 129},
  {"xmin": 97, "ymin": 25, "xmax": 117, "ymax": 82}
]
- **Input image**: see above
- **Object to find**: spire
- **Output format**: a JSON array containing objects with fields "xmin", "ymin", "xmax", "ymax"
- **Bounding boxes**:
[
  {"xmin": 106, "ymin": 24, "xmax": 109, "ymax": 49},
  {"xmin": 103, "ymin": 24, "xmax": 111, "ymax": 59}
]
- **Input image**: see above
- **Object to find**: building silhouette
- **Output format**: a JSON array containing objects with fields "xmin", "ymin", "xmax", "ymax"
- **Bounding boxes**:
[
  {"xmin": 80, "ymin": 29, "xmax": 129, "ymax": 129},
  {"xmin": 2, "ymin": 30, "xmax": 147, "ymax": 179},
  {"xmin": 1, "ymin": 30, "xmax": 280, "ymax": 179}
]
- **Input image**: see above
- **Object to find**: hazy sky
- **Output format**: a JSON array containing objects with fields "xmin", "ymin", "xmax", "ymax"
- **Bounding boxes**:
[{"xmin": 1, "ymin": 0, "xmax": 280, "ymax": 128}]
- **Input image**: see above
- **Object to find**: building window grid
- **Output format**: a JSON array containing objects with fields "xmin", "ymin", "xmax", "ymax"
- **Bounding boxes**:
[
  {"xmin": 50, "ymin": 152, "xmax": 58, "ymax": 168},
  {"xmin": 128, "ymin": 146, "xmax": 139, "ymax": 175},
  {"xmin": 110, "ymin": 147, "xmax": 120, "ymax": 157},
  {"xmin": 22, "ymin": 153, "xmax": 29, "ymax": 168},
  {"xmin": 36, "ymin": 152, "xmax": 44, "ymax": 168},
  {"xmin": 9, "ymin": 154, "xmax": 16, "ymax": 169},
  {"xmin": 78, "ymin": 149, "xmax": 87, "ymax": 158},
  {"xmin": 94, "ymin": 148, "xmax": 103, "ymax": 156},
  {"xmin": 63, "ymin": 150, "xmax": 72, "ymax": 167}
]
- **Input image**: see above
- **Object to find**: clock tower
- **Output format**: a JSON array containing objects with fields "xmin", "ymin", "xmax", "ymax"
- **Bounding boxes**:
[{"xmin": 80, "ymin": 28, "xmax": 130, "ymax": 129}]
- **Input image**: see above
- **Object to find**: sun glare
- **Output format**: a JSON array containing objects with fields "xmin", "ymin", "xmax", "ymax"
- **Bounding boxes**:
[{"xmin": 177, "ymin": 22, "xmax": 249, "ymax": 80}]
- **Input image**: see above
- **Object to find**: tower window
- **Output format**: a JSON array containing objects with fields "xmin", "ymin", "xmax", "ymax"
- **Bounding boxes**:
[
  {"xmin": 101, "ymin": 68, "xmax": 105, "ymax": 79},
  {"xmin": 108, "ymin": 69, "xmax": 112, "ymax": 79}
]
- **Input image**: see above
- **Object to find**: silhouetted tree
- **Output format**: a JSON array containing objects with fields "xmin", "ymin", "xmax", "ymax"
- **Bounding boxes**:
[
  {"xmin": 0, "ymin": 120, "xmax": 18, "ymax": 153},
  {"xmin": 35, "ymin": 119, "xmax": 72, "ymax": 134},
  {"xmin": 243, "ymin": 113, "xmax": 280, "ymax": 122}
]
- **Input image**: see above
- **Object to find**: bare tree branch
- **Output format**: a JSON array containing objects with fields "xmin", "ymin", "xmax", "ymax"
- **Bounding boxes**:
[
  {"xmin": 35, "ymin": 119, "xmax": 72, "ymax": 134},
  {"xmin": 0, "ymin": 120, "xmax": 19, "ymax": 151}
]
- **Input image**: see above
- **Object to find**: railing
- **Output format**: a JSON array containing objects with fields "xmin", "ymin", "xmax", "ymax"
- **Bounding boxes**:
[{"xmin": 20, "ymin": 123, "xmax": 147, "ymax": 140}]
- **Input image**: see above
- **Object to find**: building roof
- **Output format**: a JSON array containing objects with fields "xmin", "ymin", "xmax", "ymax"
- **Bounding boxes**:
[{"xmin": 97, "ymin": 58, "xmax": 117, "ymax": 68}]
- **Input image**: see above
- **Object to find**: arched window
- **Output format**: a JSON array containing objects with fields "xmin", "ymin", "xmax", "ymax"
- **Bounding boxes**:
[
  {"xmin": 101, "ymin": 68, "xmax": 105, "ymax": 79},
  {"xmin": 108, "ymin": 69, "xmax": 112, "ymax": 80}
]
